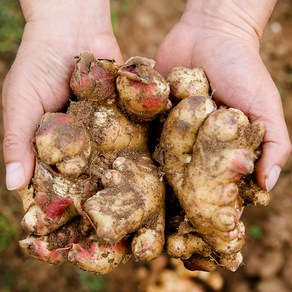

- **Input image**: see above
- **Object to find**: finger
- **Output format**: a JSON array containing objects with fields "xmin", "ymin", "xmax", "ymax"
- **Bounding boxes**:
[
  {"xmin": 255, "ymin": 116, "xmax": 291, "ymax": 191},
  {"xmin": 2, "ymin": 70, "xmax": 44, "ymax": 191}
]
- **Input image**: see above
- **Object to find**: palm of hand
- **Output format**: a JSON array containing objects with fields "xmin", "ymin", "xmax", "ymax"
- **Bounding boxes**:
[
  {"xmin": 3, "ymin": 28, "xmax": 122, "ymax": 188},
  {"xmin": 155, "ymin": 21, "xmax": 291, "ymax": 189}
]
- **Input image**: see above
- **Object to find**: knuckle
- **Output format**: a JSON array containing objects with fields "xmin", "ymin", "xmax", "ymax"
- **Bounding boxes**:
[{"xmin": 3, "ymin": 132, "xmax": 22, "ymax": 154}]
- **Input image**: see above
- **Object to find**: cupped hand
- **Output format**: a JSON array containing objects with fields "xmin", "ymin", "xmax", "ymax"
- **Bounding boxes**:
[
  {"xmin": 155, "ymin": 5, "xmax": 291, "ymax": 191},
  {"xmin": 3, "ymin": 0, "xmax": 123, "ymax": 190}
]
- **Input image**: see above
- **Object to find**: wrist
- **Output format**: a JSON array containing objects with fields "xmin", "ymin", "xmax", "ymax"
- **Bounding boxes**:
[
  {"xmin": 183, "ymin": 0, "xmax": 277, "ymax": 42},
  {"xmin": 20, "ymin": 0, "xmax": 113, "ymax": 51},
  {"xmin": 20, "ymin": 0, "xmax": 111, "ymax": 24}
]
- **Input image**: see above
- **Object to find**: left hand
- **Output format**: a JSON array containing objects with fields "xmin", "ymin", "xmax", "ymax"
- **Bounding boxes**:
[{"xmin": 155, "ymin": 1, "xmax": 291, "ymax": 191}]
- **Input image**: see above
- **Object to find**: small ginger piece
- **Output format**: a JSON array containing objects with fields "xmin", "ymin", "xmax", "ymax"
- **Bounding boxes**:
[
  {"xmin": 70, "ymin": 51, "xmax": 118, "ymax": 103},
  {"xmin": 68, "ymin": 235, "xmax": 131, "ymax": 275},
  {"xmin": 117, "ymin": 56, "xmax": 170, "ymax": 121},
  {"xmin": 167, "ymin": 66, "xmax": 210, "ymax": 99}
]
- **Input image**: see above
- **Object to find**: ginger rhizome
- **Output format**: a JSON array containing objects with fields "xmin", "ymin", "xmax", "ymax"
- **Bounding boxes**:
[
  {"xmin": 154, "ymin": 67, "xmax": 270, "ymax": 272},
  {"xmin": 18, "ymin": 54, "xmax": 269, "ymax": 274},
  {"xmin": 19, "ymin": 52, "xmax": 167, "ymax": 274}
]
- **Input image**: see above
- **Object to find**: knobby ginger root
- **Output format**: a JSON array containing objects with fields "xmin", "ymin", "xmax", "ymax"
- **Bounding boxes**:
[
  {"xmin": 18, "ymin": 55, "xmax": 270, "ymax": 275},
  {"xmin": 166, "ymin": 67, "xmax": 210, "ymax": 100},
  {"xmin": 19, "ymin": 52, "xmax": 167, "ymax": 274},
  {"xmin": 154, "ymin": 66, "xmax": 270, "ymax": 272},
  {"xmin": 135, "ymin": 256, "xmax": 224, "ymax": 292},
  {"xmin": 117, "ymin": 56, "xmax": 170, "ymax": 121}
]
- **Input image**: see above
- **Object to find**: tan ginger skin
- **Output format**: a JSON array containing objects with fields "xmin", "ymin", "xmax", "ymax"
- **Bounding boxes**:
[
  {"xmin": 18, "ymin": 55, "xmax": 269, "ymax": 274},
  {"xmin": 19, "ymin": 52, "xmax": 167, "ymax": 274},
  {"xmin": 154, "ymin": 66, "xmax": 270, "ymax": 272}
]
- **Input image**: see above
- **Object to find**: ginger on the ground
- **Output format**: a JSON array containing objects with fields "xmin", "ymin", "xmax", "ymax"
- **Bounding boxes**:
[
  {"xmin": 19, "ymin": 52, "xmax": 167, "ymax": 274},
  {"xmin": 135, "ymin": 255, "xmax": 224, "ymax": 292}
]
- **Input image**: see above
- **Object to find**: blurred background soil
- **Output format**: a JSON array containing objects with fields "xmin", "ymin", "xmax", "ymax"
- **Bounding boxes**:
[{"xmin": 0, "ymin": 0, "xmax": 291, "ymax": 291}]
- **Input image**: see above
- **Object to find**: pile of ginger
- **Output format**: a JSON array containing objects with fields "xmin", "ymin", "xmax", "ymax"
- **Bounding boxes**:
[{"xmin": 18, "ymin": 52, "xmax": 270, "ymax": 275}]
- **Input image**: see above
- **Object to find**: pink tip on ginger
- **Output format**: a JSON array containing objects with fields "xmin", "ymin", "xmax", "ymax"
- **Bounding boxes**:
[
  {"xmin": 68, "ymin": 236, "xmax": 129, "ymax": 274},
  {"xmin": 70, "ymin": 51, "xmax": 118, "ymax": 103},
  {"xmin": 19, "ymin": 237, "xmax": 67, "ymax": 265},
  {"xmin": 116, "ymin": 56, "xmax": 170, "ymax": 121},
  {"xmin": 35, "ymin": 112, "xmax": 91, "ymax": 177},
  {"xmin": 34, "ymin": 192, "xmax": 73, "ymax": 220}
]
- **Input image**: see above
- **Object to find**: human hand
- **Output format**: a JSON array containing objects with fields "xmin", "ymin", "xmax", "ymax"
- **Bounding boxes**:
[
  {"xmin": 155, "ymin": 0, "xmax": 291, "ymax": 191},
  {"xmin": 3, "ymin": 0, "xmax": 123, "ymax": 190}
]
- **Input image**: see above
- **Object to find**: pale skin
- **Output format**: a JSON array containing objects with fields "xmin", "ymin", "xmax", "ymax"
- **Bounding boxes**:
[{"xmin": 2, "ymin": 0, "xmax": 291, "ymax": 191}]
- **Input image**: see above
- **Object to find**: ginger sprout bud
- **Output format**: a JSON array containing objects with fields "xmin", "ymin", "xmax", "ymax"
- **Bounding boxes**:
[
  {"xmin": 70, "ymin": 51, "xmax": 118, "ymax": 104},
  {"xmin": 116, "ymin": 56, "xmax": 170, "ymax": 121}
]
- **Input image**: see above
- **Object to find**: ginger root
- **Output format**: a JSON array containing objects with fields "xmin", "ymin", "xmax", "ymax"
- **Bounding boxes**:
[
  {"xmin": 154, "ymin": 66, "xmax": 270, "ymax": 272},
  {"xmin": 19, "ymin": 52, "xmax": 167, "ymax": 274},
  {"xmin": 18, "ymin": 56, "xmax": 270, "ymax": 274}
]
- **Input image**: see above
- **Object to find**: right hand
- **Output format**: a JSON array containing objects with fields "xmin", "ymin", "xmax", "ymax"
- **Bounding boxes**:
[{"xmin": 2, "ymin": 0, "xmax": 123, "ymax": 190}]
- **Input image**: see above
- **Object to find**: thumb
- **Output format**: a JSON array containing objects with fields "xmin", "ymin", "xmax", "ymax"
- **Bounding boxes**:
[
  {"xmin": 255, "ymin": 113, "xmax": 291, "ymax": 192},
  {"xmin": 2, "ymin": 69, "xmax": 44, "ymax": 191}
]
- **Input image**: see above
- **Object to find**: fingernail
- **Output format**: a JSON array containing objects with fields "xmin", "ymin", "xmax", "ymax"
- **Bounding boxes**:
[
  {"xmin": 265, "ymin": 165, "xmax": 282, "ymax": 192},
  {"xmin": 6, "ymin": 162, "xmax": 25, "ymax": 190}
]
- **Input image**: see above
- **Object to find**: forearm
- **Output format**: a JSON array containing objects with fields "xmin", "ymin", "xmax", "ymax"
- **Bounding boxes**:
[{"xmin": 184, "ymin": 0, "xmax": 277, "ymax": 40}]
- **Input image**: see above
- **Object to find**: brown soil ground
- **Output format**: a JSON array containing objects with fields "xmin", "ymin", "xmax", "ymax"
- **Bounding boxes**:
[{"xmin": 1, "ymin": 0, "xmax": 292, "ymax": 291}]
